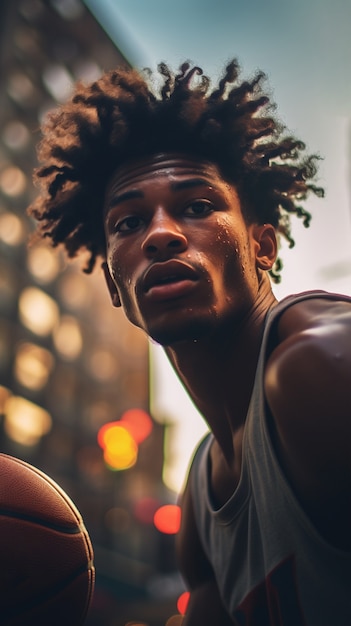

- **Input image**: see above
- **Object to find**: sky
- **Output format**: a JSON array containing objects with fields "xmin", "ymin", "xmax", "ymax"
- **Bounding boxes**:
[{"xmin": 84, "ymin": 0, "xmax": 351, "ymax": 491}]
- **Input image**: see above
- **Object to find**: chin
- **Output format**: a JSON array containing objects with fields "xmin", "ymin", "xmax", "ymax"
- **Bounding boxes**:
[{"xmin": 147, "ymin": 317, "xmax": 215, "ymax": 347}]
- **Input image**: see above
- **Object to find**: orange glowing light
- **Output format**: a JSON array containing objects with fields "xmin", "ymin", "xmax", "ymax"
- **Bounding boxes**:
[
  {"xmin": 153, "ymin": 504, "xmax": 181, "ymax": 534},
  {"xmin": 99, "ymin": 423, "xmax": 138, "ymax": 470},
  {"xmin": 120, "ymin": 408, "xmax": 153, "ymax": 443},
  {"xmin": 177, "ymin": 591, "xmax": 190, "ymax": 615},
  {"xmin": 165, "ymin": 616, "xmax": 184, "ymax": 626},
  {"xmin": 97, "ymin": 410, "xmax": 152, "ymax": 452},
  {"xmin": 97, "ymin": 421, "xmax": 120, "ymax": 449}
]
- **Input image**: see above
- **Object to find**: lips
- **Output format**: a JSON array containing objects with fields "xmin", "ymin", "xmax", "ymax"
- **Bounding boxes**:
[{"xmin": 142, "ymin": 260, "xmax": 199, "ymax": 295}]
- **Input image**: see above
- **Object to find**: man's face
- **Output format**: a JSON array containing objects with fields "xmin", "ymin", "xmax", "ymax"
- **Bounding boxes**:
[{"xmin": 103, "ymin": 153, "xmax": 274, "ymax": 346}]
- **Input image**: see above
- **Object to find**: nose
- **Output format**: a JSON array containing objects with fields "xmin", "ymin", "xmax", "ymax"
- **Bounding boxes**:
[{"xmin": 141, "ymin": 208, "xmax": 187, "ymax": 258}]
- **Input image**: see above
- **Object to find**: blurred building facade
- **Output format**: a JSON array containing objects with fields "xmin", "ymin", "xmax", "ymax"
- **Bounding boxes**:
[{"xmin": 0, "ymin": 2, "xmax": 183, "ymax": 624}]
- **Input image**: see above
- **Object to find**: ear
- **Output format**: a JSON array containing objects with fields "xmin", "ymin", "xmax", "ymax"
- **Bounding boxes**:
[
  {"xmin": 102, "ymin": 261, "xmax": 121, "ymax": 308},
  {"xmin": 252, "ymin": 223, "xmax": 277, "ymax": 271}
]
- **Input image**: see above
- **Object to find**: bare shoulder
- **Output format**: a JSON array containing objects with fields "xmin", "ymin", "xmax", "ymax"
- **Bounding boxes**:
[
  {"xmin": 264, "ymin": 296, "xmax": 351, "ymax": 546},
  {"xmin": 265, "ymin": 296, "xmax": 351, "ymax": 401},
  {"xmin": 272, "ymin": 295, "xmax": 351, "ymax": 340},
  {"xmin": 265, "ymin": 296, "xmax": 351, "ymax": 453}
]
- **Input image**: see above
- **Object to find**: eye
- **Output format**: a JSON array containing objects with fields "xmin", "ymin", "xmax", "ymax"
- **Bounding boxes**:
[
  {"xmin": 184, "ymin": 200, "xmax": 214, "ymax": 217},
  {"xmin": 115, "ymin": 215, "xmax": 143, "ymax": 233}
]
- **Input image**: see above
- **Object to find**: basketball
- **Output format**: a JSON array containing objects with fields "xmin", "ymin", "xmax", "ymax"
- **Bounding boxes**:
[{"xmin": 0, "ymin": 453, "xmax": 95, "ymax": 625}]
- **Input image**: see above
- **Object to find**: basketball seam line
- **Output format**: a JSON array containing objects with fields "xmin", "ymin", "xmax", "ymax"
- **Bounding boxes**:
[{"xmin": 0, "ymin": 508, "xmax": 82, "ymax": 534}]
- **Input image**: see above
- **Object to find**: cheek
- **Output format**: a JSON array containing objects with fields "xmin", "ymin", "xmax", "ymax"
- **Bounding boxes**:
[
  {"xmin": 217, "ymin": 231, "xmax": 258, "ymax": 289},
  {"xmin": 105, "ymin": 250, "xmax": 130, "ymax": 305},
  {"xmin": 107, "ymin": 239, "xmax": 128, "ymax": 281},
  {"xmin": 205, "ymin": 218, "xmax": 245, "ymax": 271},
  {"xmin": 107, "ymin": 250, "xmax": 122, "ymax": 286},
  {"xmin": 106, "ymin": 243, "xmax": 142, "ymax": 314}
]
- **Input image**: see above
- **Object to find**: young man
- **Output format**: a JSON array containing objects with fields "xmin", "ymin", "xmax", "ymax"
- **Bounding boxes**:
[{"xmin": 29, "ymin": 60, "xmax": 351, "ymax": 625}]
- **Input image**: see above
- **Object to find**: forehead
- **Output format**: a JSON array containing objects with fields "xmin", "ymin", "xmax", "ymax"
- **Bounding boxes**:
[{"xmin": 105, "ymin": 153, "xmax": 230, "ymax": 205}]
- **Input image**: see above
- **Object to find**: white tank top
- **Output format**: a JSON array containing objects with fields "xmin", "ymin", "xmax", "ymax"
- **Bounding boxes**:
[{"xmin": 190, "ymin": 291, "xmax": 351, "ymax": 626}]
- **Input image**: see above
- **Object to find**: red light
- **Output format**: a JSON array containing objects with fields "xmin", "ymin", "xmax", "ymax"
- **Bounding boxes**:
[
  {"xmin": 153, "ymin": 504, "xmax": 181, "ymax": 534},
  {"xmin": 121, "ymin": 408, "xmax": 153, "ymax": 443},
  {"xmin": 97, "ymin": 410, "xmax": 152, "ymax": 452},
  {"xmin": 177, "ymin": 591, "xmax": 190, "ymax": 615}
]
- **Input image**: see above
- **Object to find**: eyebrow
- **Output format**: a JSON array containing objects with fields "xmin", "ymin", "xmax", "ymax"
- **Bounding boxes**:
[
  {"xmin": 108, "ymin": 189, "xmax": 144, "ymax": 209},
  {"xmin": 170, "ymin": 178, "xmax": 213, "ymax": 192},
  {"xmin": 108, "ymin": 178, "xmax": 213, "ymax": 210}
]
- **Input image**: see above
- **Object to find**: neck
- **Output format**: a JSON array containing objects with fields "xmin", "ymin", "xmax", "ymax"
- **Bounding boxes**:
[{"xmin": 164, "ymin": 283, "xmax": 277, "ymax": 462}]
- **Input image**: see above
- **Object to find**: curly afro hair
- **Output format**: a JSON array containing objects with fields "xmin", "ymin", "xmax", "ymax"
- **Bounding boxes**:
[{"xmin": 28, "ymin": 59, "xmax": 324, "ymax": 281}]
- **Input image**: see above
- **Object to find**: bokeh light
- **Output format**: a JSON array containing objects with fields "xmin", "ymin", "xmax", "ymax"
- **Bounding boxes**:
[
  {"xmin": 120, "ymin": 408, "xmax": 153, "ymax": 443},
  {"xmin": 177, "ymin": 591, "xmax": 190, "ymax": 616},
  {"xmin": 2, "ymin": 120, "xmax": 30, "ymax": 151},
  {"xmin": 19, "ymin": 287, "xmax": 59, "ymax": 336},
  {"xmin": 97, "ymin": 409, "xmax": 153, "ymax": 471},
  {"xmin": 27, "ymin": 244, "xmax": 61, "ymax": 284},
  {"xmin": 14, "ymin": 342, "xmax": 54, "ymax": 391},
  {"xmin": 0, "ymin": 165, "xmax": 27, "ymax": 197},
  {"xmin": 153, "ymin": 505, "xmax": 181, "ymax": 534},
  {"xmin": 42, "ymin": 63, "xmax": 73, "ymax": 102},
  {"xmin": 98, "ymin": 422, "xmax": 138, "ymax": 470},
  {"xmin": 0, "ymin": 212, "xmax": 26, "ymax": 246},
  {"xmin": 7, "ymin": 72, "xmax": 36, "ymax": 106},
  {"xmin": 165, "ymin": 616, "xmax": 184, "ymax": 626},
  {"xmin": 53, "ymin": 315, "xmax": 83, "ymax": 361},
  {"xmin": 4, "ymin": 395, "xmax": 52, "ymax": 446}
]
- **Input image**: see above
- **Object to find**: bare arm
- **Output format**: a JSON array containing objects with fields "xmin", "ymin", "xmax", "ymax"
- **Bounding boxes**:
[
  {"xmin": 264, "ymin": 298, "xmax": 351, "ymax": 547},
  {"xmin": 176, "ymin": 471, "xmax": 235, "ymax": 625}
]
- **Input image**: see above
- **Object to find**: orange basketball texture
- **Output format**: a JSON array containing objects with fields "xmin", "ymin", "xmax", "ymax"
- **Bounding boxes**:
[{"xmin": 0, "ymin": 453, "xmax": 95, "ymax": 625}]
